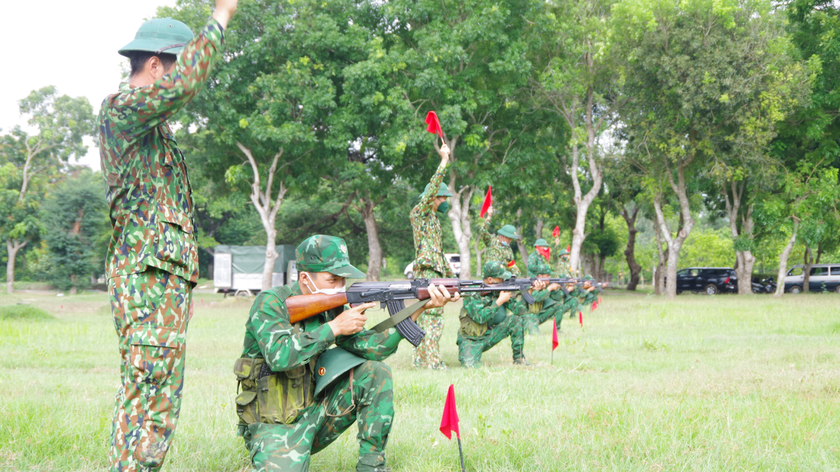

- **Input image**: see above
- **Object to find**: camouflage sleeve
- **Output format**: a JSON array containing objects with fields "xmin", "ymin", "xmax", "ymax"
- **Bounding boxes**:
[
  {"xmin": 412, "ymin": 159, "xmax": 448, "ymax": 217},
  {"xmin": 463, "ymin": 294, "xmax": 499, "ymax": 324},
  {"xmin": 104, "ymin": 19, "xmax": 225, "ymax": 140},
  {"xmin": 530, "ymin": 288, "xmax": 551, "ymax": 302},
  {"xmin": 247, "ymin": 291, "xmax": 336, "ymax": 371},
  {"xmin": 336, "ymin": 328, "xmax": 403, "ymax": 361},
  {"xmin": 479, "ymin": 217, "xmax": 494, "ymax": 248},
  {"xmin": 507, "ymin": 297, "xmax": 527, "ymax": 316}
]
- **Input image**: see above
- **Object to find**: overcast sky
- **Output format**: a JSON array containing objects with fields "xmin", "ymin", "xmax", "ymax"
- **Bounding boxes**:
[{"xmin": 0, "ymin": 0, "xmax": 177, "ymax": 169}]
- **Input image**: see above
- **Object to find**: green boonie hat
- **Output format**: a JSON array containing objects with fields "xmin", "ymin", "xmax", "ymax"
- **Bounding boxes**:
[
  {"xmin": 557, "ymin": 248, "xmax": 570, "ymax": 256},
  {"xmin": 497, "ymin": 224, "xmax": 519, "ymax": 239},
  {"xmin": 314, "ymin": 347, "xmax": 365, "ymax": 397},
  {"xmin": 119, "ymin": 18, "xmax": 194, "ymax": 57},
  {"xmin": 483, "ymin": 261, "xmax": 513, "ymax": 280},
  {"xmin": 528, "ymin": 259, "xmax": 553, "ymax": 277},
  {"xmin": 534, "ymin": 238, "xmax": 549, "ymax": 247},
  {"xmin": 296, "ymin": 235, "xmax": 365, "ymax": 278},
  {"xmin": 423, "ymin": 182, "xmax": 453, "ymax": 197}
]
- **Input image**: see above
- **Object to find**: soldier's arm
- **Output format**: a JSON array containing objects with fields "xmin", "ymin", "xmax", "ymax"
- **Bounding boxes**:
[
  {"xmin": 412, "ymin": 159, "xmax": 449, "ymax": 217},
  {"xmin": 248, "ymin": 292, "xmax": 335, "ymax": 372},
  {"xmin": 464, "ymin": 295, "xmax": 498, "ymax": 324},
  {"xmin": 479, "ymin": 216, "xmax": 494, "ymax": 247},
  {"xmin": 104, "ymin": 19, "xmax": 225, "ymax": 141},
  {"xmin": 336, "ymin": 326, "xmax": 403, "ymax": 361}
]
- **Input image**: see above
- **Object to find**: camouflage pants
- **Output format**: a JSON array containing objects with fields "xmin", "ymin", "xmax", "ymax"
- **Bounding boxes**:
[
  {"xmin": 108, "ymin": 268, "xmax": 191, "ymax": 472},
  {"xmin": 522, "ymin": 302, "xmax": 565, "ymax": 335},
  {"xmin": 457, "ymin": 315, "xmax": 524, "ymax": 368},
  {"xmin": 412, "ymin": 268, "xmax": 446, "ymax": 370},
  {"xmin": 243, "ymin": 360, "xmax": 393, "ymax": 472}
]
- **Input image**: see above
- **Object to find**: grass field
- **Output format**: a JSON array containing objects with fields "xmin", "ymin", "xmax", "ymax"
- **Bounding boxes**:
[{"xmin": 1, "ymin": 289, "xmax": 839, "ymax": 471}]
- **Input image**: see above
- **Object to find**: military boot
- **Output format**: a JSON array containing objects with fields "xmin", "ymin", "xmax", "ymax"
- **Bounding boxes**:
[
  {"xmin": 357, "ymin": 452, "xmax": 389, "ymax": 472},
  {"xmin": 513, "ymin": 357, "xmax": 533, "ymax": 366}
]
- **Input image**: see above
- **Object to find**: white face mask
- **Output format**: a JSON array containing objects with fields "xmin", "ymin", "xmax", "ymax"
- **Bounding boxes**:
[{"xmin": 303, "ymin": 273, "xmax": 346, "ymax": 295}]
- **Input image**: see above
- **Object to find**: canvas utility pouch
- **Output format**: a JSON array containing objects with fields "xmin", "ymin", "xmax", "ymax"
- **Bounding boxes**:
[
  {"xmin": 233, "ymin": 357, "xmax": 265, "ymax": 429},
  {"xmin": 256, "ymin": 364, "xmax": 315, "ymax": 424},
  {"xmin": 459, "ymin": 308, "xmax": 488, "ymax": 338}
]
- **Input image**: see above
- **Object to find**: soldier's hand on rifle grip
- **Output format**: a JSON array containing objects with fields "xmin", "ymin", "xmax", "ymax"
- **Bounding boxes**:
[
  {"xmin": 530, "ymin": 280, "xmax": 547, "ymax": 292},
  {"xmin": 496, "ymin": 291, "xmax": 512, "ymax": 306},
  {"xmin": 329, "ymin": 302, "xmax": 375, "ymax": 337},
  {"xmin": 547, "ymin": 283, "xmax": 562, "ymax": 292}
]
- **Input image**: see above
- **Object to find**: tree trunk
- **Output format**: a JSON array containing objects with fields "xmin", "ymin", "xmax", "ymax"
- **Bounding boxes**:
[
  {"xmin": 774, "ymin": 226, "xmax": 797, "ymax": 297},
  {"xmin": 237, "ymin": 142, "xmax": 287, "ymax": 291},
  {"xmin": 515, "ymin": 210, "xmax": 528, "ymax": 269},
  {"xmin": 535, "ymin": 218, "xmax": 545, "ymax": 241},
  {"xmin": 360, "ymin": 197, "xmax": 382, "ymax": 282},
  {"xmin": 653, "ymin": 186, "xmax": 693, "ymax": 299},
  {"xmin": 621, "ymin": 206, "xmax": 641, "ymax": 290},
  {"xmin": 723, "ymin": 182, "xmax": 757, "ymax": 295},
  {"xmin": 803, "ymin": 246, "xmax": 813, "ymax": 294},
  {"xmin": 474, "ymin": 238, "xmax": 483, "ymax": 275},
  {"xmin": 447, "ymin": 176, "xmax": 474, "ymax": 280},
  {"xmin": 6, "ymin": 238, "xmax": 27, "ymax": 294}
]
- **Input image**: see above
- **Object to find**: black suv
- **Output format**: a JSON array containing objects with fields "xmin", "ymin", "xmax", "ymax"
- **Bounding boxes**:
[{"xmin": 676, "ymin": 267, "xmax": 736, "ymax": 295}]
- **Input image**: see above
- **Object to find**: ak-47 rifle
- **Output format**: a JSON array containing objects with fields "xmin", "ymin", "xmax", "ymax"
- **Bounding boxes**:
[{"xmin": 285, "ymin": 277, "xmax": 604, "ymax": 347}]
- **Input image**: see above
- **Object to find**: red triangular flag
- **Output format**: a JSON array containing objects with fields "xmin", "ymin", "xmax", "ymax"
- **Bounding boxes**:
[
  {"xmin": 439, "ymin": 385, "xmax": 460, "ymax": 440},
  {"xmin": 552, "ymin": 318, "xmax": 559, "ymax": 351},
  {"xmin": 579, "ymin": 311, "xmax": 583, "ymax": 327},
  {"xmin": 479, "ymin": 186, "xmax": 492, "ymax": 218},
  {"xmin": 591, "ymin": 297, "xmax": 600, "ymax": 312},
  {"xmin": 536, "ymin": 246, "xmax": 550, "ymax": 261},
  {"xmin": 425, "ymin": 111, "xmax": 443, "ymax": 137},
  {"xmin": 566, "ymin": 245, "xmax": 571, "ymax": 252},
  {"xmin": 552, "ymin": 226, "xmax": 560, "ymax": 238}
]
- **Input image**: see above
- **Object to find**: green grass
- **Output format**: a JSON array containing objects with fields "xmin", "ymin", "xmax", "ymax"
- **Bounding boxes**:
[
  {"xmin": 0, "ymin": 304, "xmax": 54, "ymax": 321},
  {"xmin": 1, "ymin": 290, "xmax": 840, "ymax": 471}
]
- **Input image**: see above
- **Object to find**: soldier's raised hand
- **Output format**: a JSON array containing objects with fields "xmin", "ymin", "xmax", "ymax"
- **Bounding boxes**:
[{"xmin": 213, "ymin": 0, "xmax": 239, "ymax": 29}]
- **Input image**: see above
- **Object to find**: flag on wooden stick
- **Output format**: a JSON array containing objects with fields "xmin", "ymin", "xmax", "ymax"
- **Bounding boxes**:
[
  {"xmin": 425, "ymin": 111, "xmax": 443, "ymax": 137},
  {"xmin": 579, "ymin": 311, "xmax": 583, "ymax": 327},
  {"xmin": 440, "ymin": 384, "xmax": 466, "ymax": 472},
  {"xmin": 479, "ymin": 186, "xmax": 492, "ymax": 218},
  {"xmin": 552, "ymin": 226, "xmax": 560, "ymax": 238}
]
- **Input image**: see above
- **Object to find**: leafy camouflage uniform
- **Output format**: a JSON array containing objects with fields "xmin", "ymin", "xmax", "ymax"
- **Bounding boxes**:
[
  {"xmin": 237, "ymin": 235, "xmax": 402, "ymax": 472},
  {"xmin": 457, "ymin": 261, "xmax": 526, "ymax": 367},
  {"xmin": 521, "ymin": 257, "xmax": 566, "ymax": 335},
  {"xmin": 479, "ymin": 218, "xmax": 521, "ymax": 276},
  {"xmin": 409, "ymin": 160, "xmax": 454, "ymax": 370},
  {"xmin": 99, "ymin": 18, "xmax": 225, "ymax": 472}
]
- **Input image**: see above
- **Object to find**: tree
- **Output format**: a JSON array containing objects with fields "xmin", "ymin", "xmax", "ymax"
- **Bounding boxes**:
[
  {"xmin": 40, "ymin": 169, "xmax": 109, "ymax": 294},
  {"xmin": 530, "ymin": 0, "xmax": 622, "ymax": 274},
  {"xmin": 614, "ymin": 0, "xmax": 802, "ymax": 297},
  {"xmin": 0, "ymin": 86, "xmax": 93, "ymax": 293}
]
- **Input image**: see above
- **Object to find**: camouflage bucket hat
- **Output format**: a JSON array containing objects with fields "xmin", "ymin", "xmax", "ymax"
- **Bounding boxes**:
[
  {"xmin": 557, "ymin": 247, "xmax": 570, "ymax": 256},
  {"xmin": 534, "ymin": 238, "xmax": 549, "ymax": 247},
  {"xmin": 483, "ymin": 261, "xmax": 513, "ymax": 280},
  {"xmin": 497, "ymin": 224, "xmax": 519, "ymax": 239},
  {"xmin": 296, "ymin": 235, "xmax": 365, "ymax": 278},
  {"xmin": 423, "ymin": 182, "xmax": 453, "ymax": 197},
  {"xmin": 119, "ymin": 18, "xmax": 194, "ymax": 57}
]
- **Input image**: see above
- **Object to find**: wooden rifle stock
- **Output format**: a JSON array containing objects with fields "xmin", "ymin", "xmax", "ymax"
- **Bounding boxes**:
[{"xmin": 287, "ymin": 292, "xmax": 349, "ymax": 324}]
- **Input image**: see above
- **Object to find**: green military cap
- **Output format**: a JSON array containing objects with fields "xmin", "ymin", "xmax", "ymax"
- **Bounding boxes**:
[
  {"xmin": 314, "ymin": 347, "xmax": 366, "ymax": 397},
  {"xmin": 497, "ymin": 225, "xmax": 519, "ymax": 239},
  {"xmin": 119, "ymin": 18, "xmax": 194, "ymax": 57},
  {"xmin": 483, "ymin": 261, "xmax": 513, "ymax": 280},
  {"xmin": 423, "ymin": 182, "xmax": 453, "ymax": 197},
  {"xmin": 296, "ymin": 235, "xmax": 365, "ymax": 278},
  {"xmin": 557, "ymin": 247, "xmax": 570, "ymax": 256},
  {"xmin": 534, "ymin": 238, "xmax": 549, "ymax": 247}
]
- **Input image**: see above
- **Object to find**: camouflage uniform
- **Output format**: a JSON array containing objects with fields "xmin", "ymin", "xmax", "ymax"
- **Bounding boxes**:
[
  {"xmin": 457, "ymin": 262, "xmax": 527, "ymax": 367},
  {"xmin": 99, "ymin": 18, "xmax": 225, "ymax": 472},
  {"xmin": 521, "ymin": 257, "xmax": 565, "ymax": 335},
  {"xmin": 409, "ymin": 160, "xmax": 454, "ymax": 370},
  {"xmin": 236, "ymin": 235, "xmax": 403, "ymax": 472},
  {"xmin": 479, "ymin": 218, "xmax": 521, "ymax": 277}
]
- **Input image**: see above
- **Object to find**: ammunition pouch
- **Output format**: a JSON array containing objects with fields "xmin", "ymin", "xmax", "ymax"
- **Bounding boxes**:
[
  {"xmin": 529, "ymin": 300, "xmax": 544, "ymax": 314},
  {"xmin": 234, "ymin": 356, "xmax": 317, "ymax": 428},
  {"xmin": 459, "ymin": 307, "xmax": 488, "ymax": 338}
]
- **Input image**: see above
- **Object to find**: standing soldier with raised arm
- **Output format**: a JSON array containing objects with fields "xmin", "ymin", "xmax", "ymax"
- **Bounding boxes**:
[
  {"xmin": 479, "ymin": 206, "xmax": 522, "ymax": 277},
  {"xmin": 98, "ymin": 1, "xmax": 237, "ymax": 470},
  {"xmin": 409, "ymin": 144, "xmax": 455, "ymax": 370}
]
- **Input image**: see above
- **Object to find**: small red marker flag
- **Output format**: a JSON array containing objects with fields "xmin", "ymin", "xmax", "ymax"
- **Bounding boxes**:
[
  {"xmin": 425, "ymin": 111, "xmax": 443, "ymax": 137},
  {"xmin": 439, "ymin": 384, "xmax": 460, "ymax": 440},
  {"xmin": 566, "ymin": 245, "xmax": 571, "ymax": 252},
  {"xmin": 579, "ymin": 311, "xmax": 583, "ymax": 327},
  {"xmin": 591, "ymin": 297, "xmax": 601, "ymax": 312},
  {"xmin": 552, "ymin": 318, "xmax": 559, "ymax": 351},
  {"xmin": 536, "ymin": 246, "xmax": 550, "ymax": 261},
  {"xmin": 479, "ymin": 186, "xmax": 493, "ymax": 218},
  {"xmin": 552, "ymin": 226, "xmax": 560, "ymax": 238}
]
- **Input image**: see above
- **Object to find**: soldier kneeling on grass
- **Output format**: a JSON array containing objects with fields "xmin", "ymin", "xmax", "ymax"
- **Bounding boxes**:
[
  {"xmin": 232, "ymin": 235, "xmax": 458, "ymax": 472},
  {"xmin": 457, "ymin": 261, "xmax": 546, "ymax": 367}
]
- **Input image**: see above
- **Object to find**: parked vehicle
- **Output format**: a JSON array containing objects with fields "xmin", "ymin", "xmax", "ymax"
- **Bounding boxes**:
[
  {"xmin": 675, "ymin": 267, "xmax": 737, "ymax": 295},
  {"xmin": 751, "ymin": 277, "xmax": 777, "ymax": 294},
  {"xmin": 404, "ymin": 253, "xmax": 461, "ymax": 279},
  {"xmin": 784, "ymin": 264, "xmax": 840, "ymax": 294}
]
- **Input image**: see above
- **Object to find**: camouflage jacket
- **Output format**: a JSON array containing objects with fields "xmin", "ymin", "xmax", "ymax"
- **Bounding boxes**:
[
  {"xmin": 241, "ymin": 282, "xmax": 403, "ymax": 371},
  {"xmin": 410, "ymin": 160, "xmax": 454, "ymax": 277},
  {"xmin": 98, "ymin": 19, "xmax": 225, "ymax": 283},
  {"xmin": 461, "ymin": 292, "xmax": 525, "ymax": 326},
  {"xmin": 479, "ymin": 218, "xmax": 521, "ymax": 276}
]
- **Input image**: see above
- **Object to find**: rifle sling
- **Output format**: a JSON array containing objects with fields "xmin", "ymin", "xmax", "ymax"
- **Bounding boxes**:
[{"xmin": 372, "ymin": 300, "xmax": 428, "ymax": 333}]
